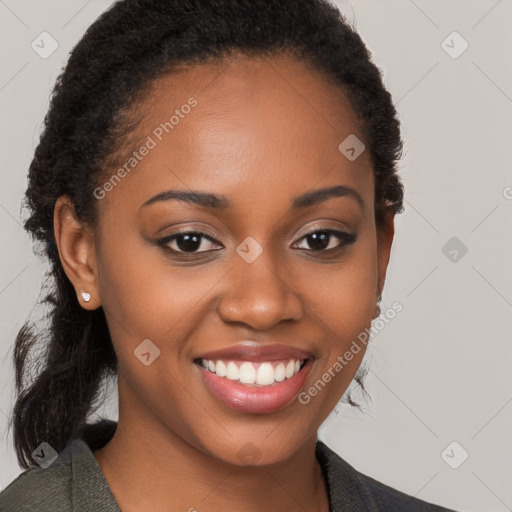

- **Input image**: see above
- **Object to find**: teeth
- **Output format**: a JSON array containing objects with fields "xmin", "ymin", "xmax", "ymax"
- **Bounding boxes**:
[
  {"xmin": 200, "ymin": 358, "xmax": 304, "ymax": 386},
  {"xmin": 285, "ymin": 360, "xmax": 295, "ymax": 379},
  {"xmin": 256, "ymin": 362, "xmax": 274, "ymax": 385},
  {"xmin": 239, "ymin": 362, "xmax": 256, "ymax": 384},
  {"xmin": 216, "ymin": 360, "xmax": 226, "ymax": 377},
  {"xmin": 274, "ymin": 363, "xmax": 286, "ymax": 382},
  {"xmin": 226, "ymin": 361, "xmax": 239, "ymax": 380}
]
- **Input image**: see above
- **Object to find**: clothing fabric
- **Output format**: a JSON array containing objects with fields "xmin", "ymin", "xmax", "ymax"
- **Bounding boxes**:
[{"xmin": 0, "ymin": 420, "xmax": 458, "ymax": 511}]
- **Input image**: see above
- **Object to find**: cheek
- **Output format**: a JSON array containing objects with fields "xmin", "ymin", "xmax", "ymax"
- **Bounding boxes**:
[
  {"xmin": 309, "ymin": 232, "xmax": 378, "ymax": 341},
  {"xmin": 301, "ymin": 234, "xmax": 378, "ymax": 407},
  {"xmin": 96, "ymin": 228, "xmax": 231, "ymax": 357},
  {"xmin": 95, "ymin": 235, "xmax": 217, "ymax": 436}
]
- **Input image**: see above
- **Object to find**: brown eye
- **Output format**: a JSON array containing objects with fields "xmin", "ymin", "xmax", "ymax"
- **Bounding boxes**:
[
  {"xmin": 156, "ymin": 228, "xmax": 357, "ymax": 257},
  {"xmin": 294, "ymin": 229, "xmax": 357, "ymax": 252},
  {"xmin": 156, "ymin": 231, "xmax": 222, "ymax": 254}
]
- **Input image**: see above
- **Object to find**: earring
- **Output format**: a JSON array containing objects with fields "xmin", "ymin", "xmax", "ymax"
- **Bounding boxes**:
[
  {"xmin": 81, "ymin": 291, "xmax": 91, "ymax": 303},
  {"xmin": 373, "ymin": 295, "xmax": 382, "ymax": 318}
]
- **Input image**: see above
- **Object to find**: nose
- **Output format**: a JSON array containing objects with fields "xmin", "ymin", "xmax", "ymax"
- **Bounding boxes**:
[{"xmin": 216, "ymin": 248, "xmax": 303, "ymax": 331}]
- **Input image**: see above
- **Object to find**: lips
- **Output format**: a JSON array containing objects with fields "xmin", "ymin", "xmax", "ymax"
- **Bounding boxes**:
[
  {"xmin": 196, "ymin": 343, "xmax": 313, "ymax": 362},
  {"xmin": 194, "ymin": 342, "xmax": 315, "ymax": 414}
]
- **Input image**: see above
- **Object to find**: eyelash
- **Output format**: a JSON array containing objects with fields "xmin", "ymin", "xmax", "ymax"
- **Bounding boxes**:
[{"xmin": 155, "ymin": 228, "xmax": 357, "ymax": 256}]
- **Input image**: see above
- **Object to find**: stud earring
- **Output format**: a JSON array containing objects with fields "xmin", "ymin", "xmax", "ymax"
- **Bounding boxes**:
[
  {"xmin": 81, "ymin": 291, "xmax": 91, "ymax": 303},
  {"xmin": 373, "ymin": 294, "xmax": 382, "ymax": 318}
]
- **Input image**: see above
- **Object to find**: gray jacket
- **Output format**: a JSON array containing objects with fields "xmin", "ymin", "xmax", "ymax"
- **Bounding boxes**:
[{"xmin": 0, "ymin": 421, "xmax": 458, "ymax": 511}]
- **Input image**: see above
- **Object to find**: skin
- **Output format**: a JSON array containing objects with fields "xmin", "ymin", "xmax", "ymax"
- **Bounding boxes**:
[{"xmin": 54, "ymin": 53, "xmax": 394, "ymax": 512}]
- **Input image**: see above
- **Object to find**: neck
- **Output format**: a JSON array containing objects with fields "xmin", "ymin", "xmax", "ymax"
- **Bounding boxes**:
[{"xmin": 93, "ymin": 391, "xmax": 330, "ymax": 512}]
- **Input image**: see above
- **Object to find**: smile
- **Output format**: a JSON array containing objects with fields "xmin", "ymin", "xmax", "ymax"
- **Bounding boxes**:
[
  {"xmin": 200, "ymin": 358, "xmax": 305, "ymax": 386},
  {"xmin": 194, "ymin": 343, "xmax": 315, "ymax": 414}
]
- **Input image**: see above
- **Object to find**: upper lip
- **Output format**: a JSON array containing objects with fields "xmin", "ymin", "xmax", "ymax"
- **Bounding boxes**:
[{"xmin": 195, "ymin": 342, "xmax": 314, "ymax": 362}]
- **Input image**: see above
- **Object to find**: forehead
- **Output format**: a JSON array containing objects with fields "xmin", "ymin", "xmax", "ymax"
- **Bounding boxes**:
[
  {"xmin": 99, "ymin": 53, "xmax": 373, "ymax": 219},
  {"xmin": 141, "ymin": 52, "xmax": 364, "ymax": 145}
]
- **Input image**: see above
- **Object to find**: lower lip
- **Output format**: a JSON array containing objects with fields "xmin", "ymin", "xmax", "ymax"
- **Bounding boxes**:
[{"xmin": 197, "ymin": 359, "xmax": 313, "ymax": 414}]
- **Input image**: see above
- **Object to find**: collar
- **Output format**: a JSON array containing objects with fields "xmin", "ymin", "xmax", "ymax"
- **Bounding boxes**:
[{"xmin": 69, "ymin": 420, "xmax": 378, "ymax": 511}]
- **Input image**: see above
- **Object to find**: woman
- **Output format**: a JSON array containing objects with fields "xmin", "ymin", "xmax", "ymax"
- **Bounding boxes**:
[{"xmin": 0, "ymin": 0, "xmax": 459, "ymax": 510}]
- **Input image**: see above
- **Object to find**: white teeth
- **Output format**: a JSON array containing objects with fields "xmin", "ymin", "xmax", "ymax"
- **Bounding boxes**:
[
  {"xmin": 239, "ymin": 362, "xmax": 256, "ymax": 384},
  {"xmin": 256, "ymin": 362, "xmax": 275, "ymax": 385},
  {"xmin": 285, "ymin": 360, "xmax": 295, "ymax": 379},
  {"xmin": 200, "ymin": 358, "xmax": 304, "ymax": 386},
  {"xmin": 274, "ymin": 363, "xmax": 286, "ymax": 382},
  {"xmin": 216, "ymin": 360, "xmax": 226, "ymax": 377},
  {"xmin": 226, "ymin": 361, "xmax": 239, "ymax": 380}
]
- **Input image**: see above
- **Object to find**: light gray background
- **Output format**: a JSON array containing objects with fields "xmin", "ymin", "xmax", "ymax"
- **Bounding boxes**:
[{"xmin": 1, "ymin": 1, "xmax": 511, "ymax": 511}]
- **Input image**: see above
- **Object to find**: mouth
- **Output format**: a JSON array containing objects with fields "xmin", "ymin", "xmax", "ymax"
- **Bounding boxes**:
[
  {"xmin": 194, "ymin": 343, "xmax": 315, "ymax": 414},
  {"xmin": 198, "ymin": 357, "xmax": 309, "ymax": 385}
]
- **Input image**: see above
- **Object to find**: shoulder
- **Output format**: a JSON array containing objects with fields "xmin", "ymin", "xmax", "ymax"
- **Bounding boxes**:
[
  {"xmin": 0, "ymin": 443, "xmax": 75, "ymax": 511},
  {"xmin": 316, "ymin": 441, "xmax": 459, "ymax": 512},
  {"xmin": 0, "ymin": 421, "xmax": 119, "ymax": 512},
  {"xmin": 354, "ymin": 470, "xmax": 457, "ymax": 511}
]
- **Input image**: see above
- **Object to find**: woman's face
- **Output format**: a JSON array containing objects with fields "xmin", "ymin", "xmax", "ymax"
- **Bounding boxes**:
[{"xmin": 87, "ymin": 54, "xmax": 393, "ymax": 465}]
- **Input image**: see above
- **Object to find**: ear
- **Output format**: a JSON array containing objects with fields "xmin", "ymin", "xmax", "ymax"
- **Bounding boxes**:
[
  {"xmin": 53, "ymin": 195, "xmax": 101, "ymax": 310},
  {"xmin": 375, "ymin": 207, "xmax": 395, "ymax": 308}
]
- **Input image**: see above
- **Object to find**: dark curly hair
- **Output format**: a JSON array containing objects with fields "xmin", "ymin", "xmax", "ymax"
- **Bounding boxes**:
[{"xmin": 11, "ymin": 0, "xmax": 404, "ymax": 469}]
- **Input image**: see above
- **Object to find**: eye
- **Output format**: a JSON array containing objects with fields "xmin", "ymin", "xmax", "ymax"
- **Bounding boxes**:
[
  {"xmin": 293, "ymin": 229, "xmax": 357, "ymax": 252},
  {"xmin": 156, "ymin": 228, "xmax": 357, "ymax": 256},
  {"xmin": 156, "ymin": 231, "xmax": 222, "ymax": 254}
]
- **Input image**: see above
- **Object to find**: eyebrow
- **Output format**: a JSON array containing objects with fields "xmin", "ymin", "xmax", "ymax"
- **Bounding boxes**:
[{"xmin": 140, "ymin": 184, "xmax": 364, "ymax": 211}]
